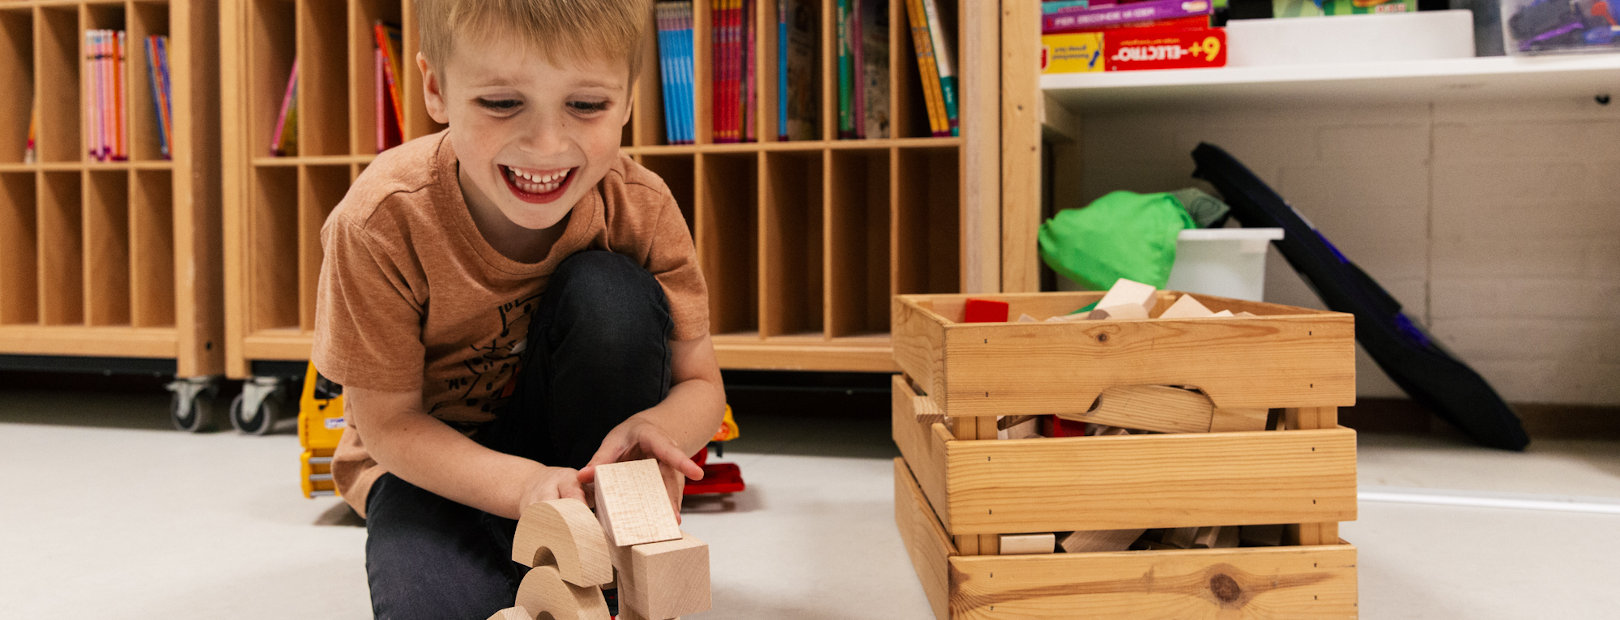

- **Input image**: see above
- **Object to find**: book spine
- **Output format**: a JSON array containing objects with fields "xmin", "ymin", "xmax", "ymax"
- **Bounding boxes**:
[
  {"xmin": 905, "ymin": 0, "xmax": 946, "ymax": 137},
  {"xmin": 116, "ymin": 30, "xmax": 126, "ymax": 160},
  {"xmin": 375, "ymin": 48, "xmax": 385, "ymax": 152},
  {"xmin": 777, "ymin": 0, "xmax": 788, "ymax": 140},
  {"xmin": 24, "ymin": 96, "xmax": 37, "ymax": 163},
  {"xmin": 375, "ymin": 23, "xmax": 406, "ymax": 138},
  {"xmin": 836, "ymin": 0, "xmax": 851, "ymax": 138},
  {"xmin": 678, "ymin": 3, "xmax": 691, "ymax": 144},
  {"xmin": 851, "ymin": 0, "xmax": 865, "ymax": 139},
  {"xmin": 728, "ymin": 0, "xmax": 740, "ymax": 143},
  {"xmin": 745, "ymin": 0, "xmax": 756, "ymax": 142},
  {"xmin": 86, "ymin": 30, "xmax": 96, "ymax": 159},
  {"xmin": 99, "ymin": 30, "xmax": 110, "ymax": 160},
  {"xmin": 156, "ymin": 37, "xmax": 173, "ymax": 158},
  {"xmin": 271, "ymin": 60, "xmax": 298, "ymax": 156},
  {"xmin": 656, "ymin": 4, "xmax": 673, "ymax": 144},
  {"xmin": 1042, "ymin": 0, "xmax": 1211, "ymax": 33},
  {"xmin": 919, "ymin": 0, "xmax": 956, "ymax": 137}
]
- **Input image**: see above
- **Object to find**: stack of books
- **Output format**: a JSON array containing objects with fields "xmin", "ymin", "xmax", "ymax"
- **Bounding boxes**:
[
  {"xmin": 904, "ymin": 0, "xmax": 955, "ymax": 137},
  {"xmin": 711, "ymin": 0, "xmax": 755, "ymax": 143},
  {"xmin": 85, "ymin": 29, "xmax": 130, "ymax": 162},
  {"xmin": 656, "ymin": 2, "xmax": 696, "ymax": 145},
  {"xmin": 144, "ymin": 35, "xmax": 174, "ymax": 160},
  {"xmin": 375, "ymin": 22, "xmax": 404, "ymax": 152},
  {"xmin": 1040, "ymin": 0, "xmax": 1227, "ymax": 73}
]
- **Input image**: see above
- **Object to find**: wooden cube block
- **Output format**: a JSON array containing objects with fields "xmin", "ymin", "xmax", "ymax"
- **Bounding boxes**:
[
  {"xmin": 999, "ymin": 533, "xmax": 1057, "ymax": 555},
  {"xmin": 1059, "ymin": 529, "xmax": 1145, "ymax": 553},
  {"xmin": 616, "ymin": 533, "xmax": 711, "ymax": 619},
  {"xmin": 964, "ymin": 298, "xmax": 1011, "ymax": 322},
  {"xmin": 593, "ymin": 459, "xmax": 681, "ymax": 547}
]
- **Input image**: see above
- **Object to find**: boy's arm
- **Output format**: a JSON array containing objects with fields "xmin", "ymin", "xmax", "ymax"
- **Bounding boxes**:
[
  {"xmin": 346, "ymin": 386, "xmax": 587, "ymax": 520},
  {"xmin": 577, "ymin": 333, "xmax": 726, "ymax": 489}
]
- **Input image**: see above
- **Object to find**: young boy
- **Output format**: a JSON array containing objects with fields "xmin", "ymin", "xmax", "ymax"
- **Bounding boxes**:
[{"xmin": 311, "ymin": 1, "xmax": 725, "ymax": 617}]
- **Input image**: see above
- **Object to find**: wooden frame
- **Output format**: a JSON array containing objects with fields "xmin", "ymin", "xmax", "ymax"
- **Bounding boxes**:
[
  {"xmin": 0, "ymin": 0, "xmax": 221, "ymax": 377},
  {"xmin": 221, "ymin": 0, "xmax": 1007, "ymax": 377}
]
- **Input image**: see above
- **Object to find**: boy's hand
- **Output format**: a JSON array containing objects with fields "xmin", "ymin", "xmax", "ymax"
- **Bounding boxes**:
[
  {"xmin": 517, "ymin": 465, "xmax": 589, "ymax": 517},
  {"xmin": 578, "ymin": 417, "xmax": 704, "ymax": 518}
]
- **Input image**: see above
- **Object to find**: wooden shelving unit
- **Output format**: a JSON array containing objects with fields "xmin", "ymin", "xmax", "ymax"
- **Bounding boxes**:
[
  {"xmin": 223, "ymin": 0, "xmax": 1010, "ymax": 376},
  {"xmin": 0, "ymin": 0, "xmax": 223, "ymax": 426}
]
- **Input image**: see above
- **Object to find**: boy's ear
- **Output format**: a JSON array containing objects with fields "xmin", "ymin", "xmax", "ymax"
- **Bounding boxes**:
[{"xmin": 418, "ymin": 52, "xmax": 450, "ymax": 125}]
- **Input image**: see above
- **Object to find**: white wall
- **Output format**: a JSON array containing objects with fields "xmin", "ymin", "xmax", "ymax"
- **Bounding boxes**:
[{"xmin": 1061, "ymin": 98, "xmax": 1619, "ymax": 404}]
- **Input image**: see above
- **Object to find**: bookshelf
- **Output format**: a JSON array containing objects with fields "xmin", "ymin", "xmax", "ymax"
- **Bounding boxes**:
[
  {"xmin": 223, "ymin": 0, "xmax": 1013, "ymax": 377},
  {"xmin": 0, "ymin": 0, "xmax": 223, "ymax": 428}
]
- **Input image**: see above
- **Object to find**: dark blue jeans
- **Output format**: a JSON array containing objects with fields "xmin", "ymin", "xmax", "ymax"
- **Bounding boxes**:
[{"xmin": 363, "ymin": 251, "xmax": 672, "ymax": 619}]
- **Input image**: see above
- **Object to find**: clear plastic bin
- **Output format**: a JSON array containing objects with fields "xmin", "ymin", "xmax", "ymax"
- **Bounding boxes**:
[
  {"xmin": 1055, "ymin": 228, "xmax": 1284, "ymax": 302},
  {"xmin": 1501, "ymin": 0, "xmax": 1620, "ymax": 55}
]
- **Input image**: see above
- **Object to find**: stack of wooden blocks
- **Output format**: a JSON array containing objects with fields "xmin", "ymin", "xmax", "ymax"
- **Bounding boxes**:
[
  {"xmin": 492, "ymin": 459, "xmax": 711, "ymax": 620},
  {"xmin": 891, "ymin": 286, "xmax": 1361, "ymax": 618}
]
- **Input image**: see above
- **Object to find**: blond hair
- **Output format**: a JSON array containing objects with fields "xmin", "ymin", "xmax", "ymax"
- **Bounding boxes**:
[{"xmin": 416, "ymin": 0, "xmax": 650, "ymax": 83}]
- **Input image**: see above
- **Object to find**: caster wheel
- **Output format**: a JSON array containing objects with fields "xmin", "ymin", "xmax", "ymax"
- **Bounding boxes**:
[
  {"xmin": 169, "ymin": 379, "xmax": 222, "ymax": 433},
  {"xmin": 170, "ymin": 391, "xmax": 217, "ymax": 432},
  {"xmin": 230, "ymin": 391, "xmax": 285, "ymax": 436}
]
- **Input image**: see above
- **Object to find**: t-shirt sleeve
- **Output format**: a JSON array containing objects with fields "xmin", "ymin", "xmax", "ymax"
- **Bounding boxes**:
[
  {"xmin": 311, "ymin": 212, "xmax": 426, "ymax": 392},
  {"xmin": 646, "ymin": 195, "xmax": 711, "ymax": 342}
]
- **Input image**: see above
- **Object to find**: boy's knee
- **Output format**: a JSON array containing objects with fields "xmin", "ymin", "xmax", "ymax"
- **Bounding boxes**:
[{"xmin": 546, "ymin": 251, "xmax": 669, "ymax": 342}]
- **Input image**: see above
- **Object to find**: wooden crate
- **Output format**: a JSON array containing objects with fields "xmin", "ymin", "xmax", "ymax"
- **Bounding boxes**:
[
  {"xmin": 892, "ymin": 292, "xmax": 1356, "ymax": 417},
  {"xmin": 895, "ymin": 458, "xmax": 1359, "ymax": 619},
  {"xmin": 890, "ymin": 291, "xmax": 1359, "ymax": 618}
]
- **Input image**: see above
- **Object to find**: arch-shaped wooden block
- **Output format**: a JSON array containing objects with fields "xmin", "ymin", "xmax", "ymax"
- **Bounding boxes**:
[
  {"xmin": 513, "ymin": 498, "xmax": 613, "ymax": 587},
  {"xmin": 515, "ymin": 565, "xmax": 610, "ymax": 620}
]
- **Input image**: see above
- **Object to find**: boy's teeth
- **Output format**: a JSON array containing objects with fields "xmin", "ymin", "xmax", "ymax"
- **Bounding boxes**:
[{"xmin": 508, "ymin": 166, "xmax": 566, "ymax": 194}]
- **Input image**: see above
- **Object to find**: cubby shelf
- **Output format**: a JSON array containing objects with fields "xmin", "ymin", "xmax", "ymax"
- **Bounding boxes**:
[
  {"xmin": 0, "ymin": 0, "xmax": 222, "ymax": 378},
  {"xmin": 222, "ymin": 0, "xmax": 1004, "ymax": 377}
]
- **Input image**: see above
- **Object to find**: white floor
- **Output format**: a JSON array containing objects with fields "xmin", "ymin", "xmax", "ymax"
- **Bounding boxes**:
[{"xmin": 3, "ymin": 387, "xmax": 1618, "ymax": 619}]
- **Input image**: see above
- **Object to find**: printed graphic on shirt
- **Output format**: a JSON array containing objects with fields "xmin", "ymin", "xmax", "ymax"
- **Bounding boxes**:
[{"xmin": 432, "ymin": 292, "xmax": 541, "ymax": 416}]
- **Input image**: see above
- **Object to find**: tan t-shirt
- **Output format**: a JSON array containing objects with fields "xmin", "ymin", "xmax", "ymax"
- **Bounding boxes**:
[{"xmin": 312, "ymin": 131, "xmax": 709, "ymax": 516}]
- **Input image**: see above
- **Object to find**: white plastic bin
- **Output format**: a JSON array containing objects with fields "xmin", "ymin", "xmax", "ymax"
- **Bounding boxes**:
[{"xmin": 1056, "ymin": 228, "xmax": 1284, "ymax": 302}]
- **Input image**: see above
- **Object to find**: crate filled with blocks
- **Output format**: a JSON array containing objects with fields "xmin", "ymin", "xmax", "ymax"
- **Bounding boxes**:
[{"xmin": 891, "ymin": 280, "xmax": 1359, "ymax": 618}]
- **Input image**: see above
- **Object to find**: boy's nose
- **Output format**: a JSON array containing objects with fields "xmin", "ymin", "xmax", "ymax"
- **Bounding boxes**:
[{"xmin": 517, "ymin": 113, "xmax": 570, "ymax": 156}]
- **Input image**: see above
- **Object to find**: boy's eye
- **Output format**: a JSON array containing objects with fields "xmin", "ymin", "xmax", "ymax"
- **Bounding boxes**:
[
  {"xmin": 476, "ymin": 98, "xmax": 521, "ymax": 112},
  {"xmin": 569, "ymin": 100, "xmax": 611, "ymax": 113}
]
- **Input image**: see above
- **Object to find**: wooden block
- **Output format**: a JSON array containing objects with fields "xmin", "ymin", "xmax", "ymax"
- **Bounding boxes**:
[
  {"xmin": 998, "ymin": 533, "xmax": 1056, "ymax": 555},
  {"xmin": 964, "ymin": 298, "xmax": 1010, "ymax": 323},
  {"xmin": 1192, "ymin": 526, "xmax": 1227, "ymax": 549},
  {"xmin": 593, "ymin": 459, "xmax": 681, "ymax": 547},
  {"xmin": 1163, "ymin": 527, "xmax": 1199, "ymax": 549},
  {"xmin": 1057, "ymin": 385, "xmax": 1215, "ymax": 434},
  {"xmin": 999, "ymin": 415, "xmax": 1041, "ymax": 440},
  {"xmin": 1058, "ymin": 529, "xmax": 1144, "ymax": 553},
  {"xmin": 1095, "ymin": 278, "xmax": 1156, "ymax": 316},
  {"xmin": 616, "ymin": 533, "xmax": 712, "ymax": 620},
  {"xmin": 486, "ymin": 607, "xmax": 531, "ymax": 620},
  {"xmin": 1017, "ymin": 313, "xmax": 1038, "ymax": 322},
  {"xmin": 1157, "ymin": 294, "xmax": 1214, "ymax": 319},
  {"xmin": 512, "ymin": 498, "xmax": 613, "ymax": 586},
  {"xmin": 1211, "ymin": 310, "xmax": 1234, "ymax": 317},
  {"xmin": 1217, "ymin": 525, "xmax": 1241, "ymax": 549},
  {"xmin": 514, "ymin": 565, "xmax": 610, "ymax": 620},
  {"xmin": 1209, "ymin": 407, "xmax": 1270, "ymax": 433},
  {"xmin": 1092, "ymin": 425, "xmax": 1131, "ymax": 436},
  {"xmin": 1087, "ymin": 303, "xmax": 1149, "ymax": 320}
]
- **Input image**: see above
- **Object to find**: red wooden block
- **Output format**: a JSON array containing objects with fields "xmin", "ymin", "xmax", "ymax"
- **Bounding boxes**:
[{"xmin": 964, "ymin": 298, "xmax": 1010, "ymax": 323}]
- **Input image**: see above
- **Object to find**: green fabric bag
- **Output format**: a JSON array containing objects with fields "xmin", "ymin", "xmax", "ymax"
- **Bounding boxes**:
[{"xmin": 1038, "ymin": 190, "xmax": 1197, "ymax": 291}]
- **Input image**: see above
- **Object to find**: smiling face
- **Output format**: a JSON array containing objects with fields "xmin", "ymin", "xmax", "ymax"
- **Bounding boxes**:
[{"xmin": 419, "ymin": 30, "xmax": 632, "ymax": 232}]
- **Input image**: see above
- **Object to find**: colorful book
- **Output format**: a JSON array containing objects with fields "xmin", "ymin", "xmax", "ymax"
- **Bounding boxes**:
[
  {"xmin": 156, "ymin": 36, "xmax": 174, "ymax": 157},
  {"xmin": 1043, "ymin": 0, "xmax": 1213, "ymax": 33},
  {"xmin": 777, "ymin": 0, "xmax": 788, "ymax": 140},
  {"xmin": 115, "ymin": 30, "xmax": 127, "ymax": 160},
  {"xmin": 271, "ymin": 60, "xmax": 298, "ymax": 156},
  {"xmin": 905, "ymin": 0, "xmax": 947, "ymax": 137},
  {"xmin": 86, "ymin": 30, "xmax": 98, "ymax": 159},
  {"xmin": 744, "ymin": 0, "xmax": 756, "ymax": 142},
  {"xmin": 676, "ymin": 3, "xmax": 695, "ymax": 144},
  {"xmin": 836, "ymin": 0, "xmax": 854, "ymax": 138},
  {"xmin": 1043, "ymin": 0, "xmax": 1094, "ymax": 13},
  {"xmin": 784, "ymin": 0, "xmax": 818, "ymax": 140},
  {"xmin": 920, "ymin": 0, "xmax": 958, "ymax": 137},
  {"xmin": 374, "ymin": 22, "xmax": 405, "ymax": 145},
  {"xmin": 24, "ymin": 96, "xmax": 36, "ymax": 163},
  {"xmin": 144, "ymin": 35, "xmax": 171, "ymax": 159},
  {"xmin": 860, "ymin": 0, "xmax": 890, "ymax": 139}
]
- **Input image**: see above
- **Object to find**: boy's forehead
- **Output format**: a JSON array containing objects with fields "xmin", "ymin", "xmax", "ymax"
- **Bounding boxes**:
[{"xmin": 446, "ymin": 30, "xmax": 629, "ymax": 89}]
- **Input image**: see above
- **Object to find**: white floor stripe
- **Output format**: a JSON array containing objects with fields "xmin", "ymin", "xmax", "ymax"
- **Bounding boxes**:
[{"xmin": 1359, "ymin": 486, "xmax": 1620, "ymax": 514}]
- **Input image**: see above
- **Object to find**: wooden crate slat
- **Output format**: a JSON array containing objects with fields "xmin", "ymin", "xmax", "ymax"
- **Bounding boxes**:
[
  {"xmin": 894, "ymin": 458, "xmax": 953, "ymax": 620},
  {"xmin": 942, "ymin": 427, "xmax": 1358, "ymax": 535},
  {"xmin": 949, "ymin": 542, "xmax": 1359, "ymax": 619}
]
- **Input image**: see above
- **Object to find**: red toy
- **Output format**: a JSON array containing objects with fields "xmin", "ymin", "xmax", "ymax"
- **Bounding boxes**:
[{"xmin": 963, "ymin": 298, "xmax": 1010, "ymax": 323}]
